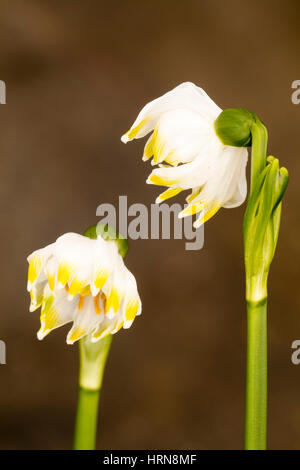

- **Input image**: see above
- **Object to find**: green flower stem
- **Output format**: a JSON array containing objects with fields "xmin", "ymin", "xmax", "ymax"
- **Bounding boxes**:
[
  {"xmin": 74, "ymin": 388, "xmax": 100, "ymax": 450},
  {"xmin": 245, "ymin": 299, "xmax": 267, "ymax": 450},
  {"xmin": 73, "ymin": 334, "xmax": 113, "ymax": 450},
  {"xmin": 244, "ymin": 117, "xmax": 268, "ymax": 450},
  {"xmin": 215, "ymin": 108, "xmax": 287, "ymax": 449}
]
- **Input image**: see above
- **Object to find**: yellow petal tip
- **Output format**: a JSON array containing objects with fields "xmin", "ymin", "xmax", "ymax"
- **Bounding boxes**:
[
  {"xmin": 30, "ymin": 302, "xmax": 38, "ymax": 312},
  {"xmin": 37, "ymin": 329, "xmax": 48, "ymax": 340},
  {"xmin": 67, "ymin": 327, "xmax": 86, "ymax": 344},
  {"xmin": 121, "ymin": 132, "xmax": 130, "ymax": 143},
  {"xmin": 123, "ymin": 320, "xmax": 133, "ymax": 329}
]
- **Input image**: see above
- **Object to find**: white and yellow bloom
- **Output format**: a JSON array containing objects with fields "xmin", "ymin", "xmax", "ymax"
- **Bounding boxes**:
[
  {"xmin": 27, "ymin": 232, "xmax": 141, "ymax": 344},
  {"xmin": 121, "ymin": 82, "xmax": 248, "ymax": 227}
]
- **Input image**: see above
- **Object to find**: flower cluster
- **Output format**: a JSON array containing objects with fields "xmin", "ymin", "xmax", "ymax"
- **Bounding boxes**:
[{"xmin": 27, "ymin": 233, "xmax": 141, "ymax": 344}]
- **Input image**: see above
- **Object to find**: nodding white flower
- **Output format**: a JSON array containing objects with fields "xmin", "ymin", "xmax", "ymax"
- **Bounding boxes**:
[
  {"xmin": 27, "ymin": 233, "xmax": 141, "ymax": 344},
  {"xmin": 121, "ymin": 82, "xmax": 248, "ymax": 227}
]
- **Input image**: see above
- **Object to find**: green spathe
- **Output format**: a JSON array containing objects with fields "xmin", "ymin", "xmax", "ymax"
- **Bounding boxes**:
[
  {"xmin": 244, "ymin": 156, "xmax": 288, "ymax": 302},
  {"xmin": 215, "ymin": 107, "xmax": 259, "ymax": 147}
]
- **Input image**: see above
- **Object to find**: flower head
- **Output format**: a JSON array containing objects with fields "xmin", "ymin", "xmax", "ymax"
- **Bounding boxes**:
[
  {"xmin": 121, "ymin": 82, "xmax": 248, "ymax": 227},
  {"xmin": 27, "ymin": 231, "xmax": 141, "ymax": 344}
]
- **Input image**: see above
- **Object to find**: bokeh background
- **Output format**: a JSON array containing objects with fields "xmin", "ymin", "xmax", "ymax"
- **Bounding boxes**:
[{"xmin": 0, "ymin": 0, "xmax": 299, "ymax": 450}]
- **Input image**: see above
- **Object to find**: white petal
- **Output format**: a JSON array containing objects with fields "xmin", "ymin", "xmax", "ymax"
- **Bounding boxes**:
[
  {"xmin": 91, "ymin": 238, "xmax": 119, "ymax": 296},
  {"xmin": 44, "ymin": 255, "xmax": 59, "ymax": 292},
  {"xmin": 147, "ymin": 154, "xmax": 213, "ymax": 190},
  {"xmin": 102, "ymin": 254, "xmax": 126, "ymax": 318},
  {"xmin": 150, "ymin": 108, "xmax": 215, "ymax": 165},
  {"xmin": 53, "ymin": 233, "xmax": 94, "ymax": 294},
  {"xmin": 121, "ymin": 82, "xmax": 221, "ymax": 143},
  {"xmin": 179, "ymin": 146, "xmax": 248, "ymax": 223},
  {"xmin": 29, "ymin": 277, "xmax": 47, "ymax": 312},
  {"xmin": 203, "ymin": 146, "xmax": 247, "ymax": 209},
  {"xmin": 222, "ymin": 148, "xmax": 248, "ymax": 208},
  {"xmin": 37, "ymin": 286, "xmax": 76, "ymax": 340},
  {"xmin": 67, "ymin": 295, "xmax": 104, "ymax": 344},
  {"xmin": 27, "ymin": 243, "xmax": 55, "ymax": 290},
  {"xmin": 91, "ymin": 311, "xmax": 121, "ymax": 342},
  {"xmin": 122, "ymin": 268, "xmax": 142, "ymax": 329}
]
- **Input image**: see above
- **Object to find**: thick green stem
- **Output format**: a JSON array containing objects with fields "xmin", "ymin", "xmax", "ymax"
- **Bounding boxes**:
[
  {"xmin": 74, "ymin": 388, "xmax": 100, "ymax": 450},
  {"xmin": 73, "ymin": 335, "xmax": 113, "ymax": 450},
  {"xmin": 245, "ymin": 299, "xmax": 267, "ymax": 450}
]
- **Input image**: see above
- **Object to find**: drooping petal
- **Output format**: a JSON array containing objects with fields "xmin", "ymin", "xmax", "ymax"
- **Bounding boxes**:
[
  {"xmin": 194, "ymin": 202, "xmax": 221, "ymax": 227},
  {"xmin": 121, "ymin": 82, "xmax": 221, "ymax": 143},
  {"xmin": 37, "ymin": 285, "xmax": 77, "ymax": 340},
  {"xmin": 185, "ymin": 187, "xmax": 202, "ymax": 204},
  {"xmin": 53, "ymin": 233, "xmax": 94, "ymax": 295},
  {"xmin": 190, "ymin": 147, "xmax": 248, "ymax": 225},
  {"xmin": 222, "ymin": 148, "xmax": 248, "ymax": 208},
  {"xmin": 122, "ymin": 268, "xmax": 142, "ymax": 329},
  {"xmin": 102, "ymin": 255, "xmax": 126, "ymax": 319},
  {"xmin": 156, "ymin": 187, "xmax": 183, "ymax": 204},
  {"xmin": 91, "ymin": 237, "xmax": 118, "ymax": 296},
  {"xmin": 67, "ymin": 295, "xmax": 104, "ymax": 344},
  {"xmin": 29, "ymin": 276, "xmax": 47, "ymax": 312},
  {"xmin": 91, "ymin": 313, "xmax": 121, "ymax": 342},
  {"xmin": 142, "ymin": 134, "xmax": 155, "ymax": 161},
  {"xmin": 203, "ymin": 146, "xmax": 247, "ymax": 211},
  {"xmin": 151, "ymin": 108, "xmax": 215, "ymax": 166},
  {"xmin": 27, "ymin": 244, "xmax": 54, "ymax": 290},
  {"xmin": 147, "ymin": 155, "xmax": 213, "ymax": 190},
  {"xmin": 44, "ymin": 255, "xmax": 59, "ymax": 292}
]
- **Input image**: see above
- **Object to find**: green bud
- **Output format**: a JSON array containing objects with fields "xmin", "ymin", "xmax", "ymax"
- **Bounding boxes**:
[
  {"xmin": 243, "ymin": 157, "xmax": 289, "ymax": 301},
  {"xmin": 84, "ymin": 223, "xmax": 129, "ymax": 259},
  {"xmin": 214, "ymin": 107, "xmax": 256, "ymax": 147}
]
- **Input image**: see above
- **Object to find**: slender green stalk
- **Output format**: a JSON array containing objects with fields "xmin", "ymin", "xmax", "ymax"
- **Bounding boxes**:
[
  {"xmin": 244, "ymin": 117, "xmax": 268, "ymax": 450},
  {"xmin": 73, "ymin": 334, "xmax": 113, "ymax": 450},
  {"xmin": 245, "ymin": 299, "xmax": 267, "ymax": 450}
]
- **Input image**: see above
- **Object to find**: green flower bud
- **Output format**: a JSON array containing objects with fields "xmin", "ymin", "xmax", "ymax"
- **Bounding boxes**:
[
  {"xmin": 214, "ymin": 108, "xmax": 257, "ymax": 147},
  {"xmin": 84, "ymin": 223, "xmax": 129, "ymax": 259},
  {"xmin": 243, "ymin": 157, "xmax": 289, "ymax": 301}
]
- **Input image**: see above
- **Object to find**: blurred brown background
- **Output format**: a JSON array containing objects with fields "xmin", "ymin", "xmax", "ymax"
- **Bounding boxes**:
[{"xmin": 0, "ymin": 0, "xmax": 299, "ymax": 450}]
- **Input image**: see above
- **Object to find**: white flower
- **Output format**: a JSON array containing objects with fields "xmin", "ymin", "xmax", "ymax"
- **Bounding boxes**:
[
  {"xmin": 27, "ymin": 233, "xmax": 141, "ymax": 344},
  {"xmin": 121, "ymin": 82, "xmax": 248, "ymax": 227}
]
